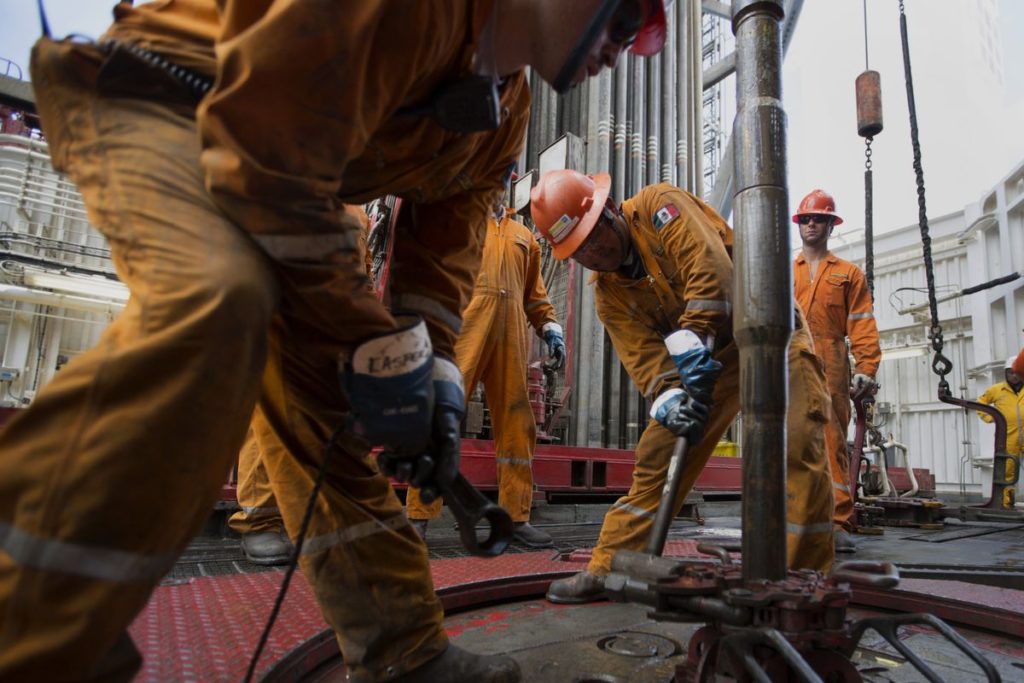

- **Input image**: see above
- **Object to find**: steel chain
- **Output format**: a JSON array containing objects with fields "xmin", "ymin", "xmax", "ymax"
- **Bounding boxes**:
[{"xmin": 899, "ymin": 0, "xmax": 952, "ymax": 390}]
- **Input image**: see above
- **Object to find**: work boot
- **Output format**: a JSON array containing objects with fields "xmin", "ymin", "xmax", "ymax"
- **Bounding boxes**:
[
  {"xmin": 241, "ymin": 530, "xmax": 294, "ymax": 566},
  {"xmin": 399, "ymin": 644, "xmax": 520, "ymax": 682},
  {"xmin": 410, "ymin": 518, "xmax": 428, "ymax": 540},
  {"xmin": 513, "ymin": 522, "xmax": 553, "ymax": 548},
  {"xmin": 546, "ymin": 570, "xmax": 606, "ymax": 604},
  {"xmin": 834, "ymin": 528, "xmax": 857, "ymax": 554}
]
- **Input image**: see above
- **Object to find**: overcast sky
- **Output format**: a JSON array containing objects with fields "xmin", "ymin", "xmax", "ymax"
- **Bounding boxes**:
[{"xmin": 3, "ymin": 1, "xmax": 1023, "ymax": 245}]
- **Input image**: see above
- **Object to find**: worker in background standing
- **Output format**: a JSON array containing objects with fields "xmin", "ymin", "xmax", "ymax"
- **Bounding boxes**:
[
  {"xmin": 231, "ymin": 205, "xmax": 373, "ymax": 566},
  {"xmin": 532, "ymin": 171, "xmax": 834, "ymax": 604},
  {"xmin": 976, "ymin": 354, "xmax": 1024, "ymax": 457},
  {"xmin": 793, "ymin": 189, "xmax": 881, "ymax": 554},
  {"xmin": 406, "ymin": 194, "xmax": 566, "ymax": 549},
  {"xmin": 0, "ymin": 1, "xmax": 668, "ymax": 681}
]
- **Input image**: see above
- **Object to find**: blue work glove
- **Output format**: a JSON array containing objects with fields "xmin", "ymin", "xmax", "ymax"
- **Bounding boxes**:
[
  {"xmin": 340, "ymin": 316, "xmax": 434, "ymax": 454},
  {"xmin": 542, "ymin": 322, "xmax": 566, "ymax": 371},
  {"xmin": 664, "ymin": 329, "xmax": 723, "ymax": 405},
  {"xmin": 650, "ymin": 387, "xmax": 711, "ymax": 443}
]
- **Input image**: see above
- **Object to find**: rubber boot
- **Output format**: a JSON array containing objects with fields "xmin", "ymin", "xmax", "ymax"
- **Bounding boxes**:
[
  {"xmin": 241, "ymin": 530, "xmax": 294, "ymax": 566},
  {"xmin": 513, "ymin": 522, "xmax": 552, "ymax": 548},
  {"xmin": 399, "ymin": 644, "xmax": 520, "ymax": 682},
  {"xmin": 545, "ymin": 570, "xmax": 606, "ymax": 604}
]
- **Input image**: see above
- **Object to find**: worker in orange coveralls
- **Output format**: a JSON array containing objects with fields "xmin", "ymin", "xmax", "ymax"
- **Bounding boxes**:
[
  {"xmin": 232, "ymin": 204, "xmax": 375, "ymax": 566},
  {"xmin": 406, "ymin": 195, "xmax": 566, "ymax": 549},
  {"xmin": 0, "ymin": 2, "xmax": 670, "ymax": 682},
  {"xmin": 531, "ymin": 171, "xmax": 834, "ymax": 604},
  {"xmin": 793, "ymin": 189, "xmax": 881, "ymax": 554}
]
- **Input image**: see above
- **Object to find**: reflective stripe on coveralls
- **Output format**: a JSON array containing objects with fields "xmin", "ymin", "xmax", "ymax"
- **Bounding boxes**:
[
  {"xmin": 976, "ymin": 383, "xmax": 1024, "ymax": 456},
  {"xmin": 794, "ymin": 253, "xmax": 881, "ymax": 532},
  {"xmin": 588, "ymin": 184, "xmax": 834, "ymax": 575},
  {"xmin": 0, "ymin": 1, "xmax": 529, "ymax": 678},
  {"xmin": 407, "ymin": 211, "xmax": 558, "ymax": 523}
]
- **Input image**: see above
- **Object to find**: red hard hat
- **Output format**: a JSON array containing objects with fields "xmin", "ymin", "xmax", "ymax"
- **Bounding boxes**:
[
  {"xmin": 631, "ymin": 1, "xmax": 671, "ymax": 57},
  {"xmin": 792, "ymin": 189, "xmax": 844, "ymax": 226},
  {"xmin": 531, "ymin": 170, "xmax": 612, "ymax": 260}
]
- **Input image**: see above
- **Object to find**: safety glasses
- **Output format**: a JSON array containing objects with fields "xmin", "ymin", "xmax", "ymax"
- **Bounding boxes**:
[
  {"xmin": 608, "ymin": 0, "xmax": 646, "ymax": 47},
  {"xmin": 798, "ymin": 214, "xmax": 832, "ymax": 225}
]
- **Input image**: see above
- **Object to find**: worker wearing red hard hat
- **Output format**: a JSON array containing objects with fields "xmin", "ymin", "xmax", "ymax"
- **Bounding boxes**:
[
  {"xmin": 793, "ymin": 189, "xmax": 881, "ymax": 553},
  {"xmin": 530, "ymin": 170, "xmax": 834, "ymax": 604},
  {"xmin": 0, "ymin": 2, "xmax": 669, "ymax": 681}
]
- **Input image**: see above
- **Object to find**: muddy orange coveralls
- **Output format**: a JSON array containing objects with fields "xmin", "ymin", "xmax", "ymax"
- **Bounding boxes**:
[
  {"xmin": 587, "ymin": 184, "xmax": 835, "ymax": 576},
  {"xmin": 794, "ymin": 253, "xmax": 880, "ymax": 531},
  {"xmin": 0, "ymin": 2, "xmax": 528, "ymax": 681},
  {"xmin": 407, "ymin": 210, "xmax": 559, "ymax": 523}
]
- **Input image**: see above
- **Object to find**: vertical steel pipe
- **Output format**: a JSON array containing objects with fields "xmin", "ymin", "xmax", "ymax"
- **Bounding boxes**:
[
  {"xmin": 573, "ymin": 73, "xmax": 613, "ymax": 448},
  {"xmin": 646, "ymin": 52, "xmax": 662, "ymax": 186},
  {"xmin": 629, "ymin": 55, "xmax": 646, "ymax": 194},
  {"xmin": 677, "ymin": 0, "xmax": 703, "ymax": 192},
  {"xmin": 613, "ymin": 62, "xmax": 629, "ymax": 202},
  {"xmin": 660, "ymin": 8, "xmax": 678, "ymax": 184},
  {"xmin": 731, "ymin": 0, "xmax": 791, "ymax": 583}
]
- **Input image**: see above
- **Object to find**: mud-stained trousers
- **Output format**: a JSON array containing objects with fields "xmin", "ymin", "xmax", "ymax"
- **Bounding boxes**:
[
  {"xmin": 587, "ymin": 326, "xmax": 835, "ymax": 576},
  {"xmin": 228, "ymin": 428, "xmax": 284, "ymax": 535},
  {"xmin": 407, "ymin": 289, "xmax": 537, "ymax": 522},
  {"xmin": 0, "ymin": 40, "xmax": 444, "ymax": 683}
]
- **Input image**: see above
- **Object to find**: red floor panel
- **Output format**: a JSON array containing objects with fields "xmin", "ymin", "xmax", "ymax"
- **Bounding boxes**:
[
  {"xmin": 129, "ymin": 552, "xmax": 591, "ymax": 682},
  {"xmin": 129, "ymin": 542, "xmax": 1024, "ymax": 681}
]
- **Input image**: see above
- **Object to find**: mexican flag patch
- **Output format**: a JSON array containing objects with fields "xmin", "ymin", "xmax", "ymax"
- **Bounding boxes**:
[{"xmin": 652, "ymin": 204, "xmax": 680, "ymax": 230}]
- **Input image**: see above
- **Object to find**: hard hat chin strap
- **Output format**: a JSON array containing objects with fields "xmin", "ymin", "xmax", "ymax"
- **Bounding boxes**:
[{"xmin": 551, "ymin": 0, "xmax": 624, "ymax": 94}]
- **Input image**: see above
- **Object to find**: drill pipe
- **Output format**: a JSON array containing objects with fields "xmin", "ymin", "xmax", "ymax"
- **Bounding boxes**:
[{"xmin": 731, "ymin": 0, "xmax": 791, "ymax": 583}]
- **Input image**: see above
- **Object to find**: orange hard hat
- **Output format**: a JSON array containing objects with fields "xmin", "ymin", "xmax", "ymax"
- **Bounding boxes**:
[
  {"xmin": 792, "ymin": 189, "xmax": 843, "ymax": 226},
  {"xmin": 530, "ymin": 170, "xmax": 612, "ymax": 260},
  {"xmin": 631, "ymin": 1, "xmax": 672, "ymax": 57},
  {"xmin": 1013, "ymin": 347, "xmax": 1024, "ymax": 376}
]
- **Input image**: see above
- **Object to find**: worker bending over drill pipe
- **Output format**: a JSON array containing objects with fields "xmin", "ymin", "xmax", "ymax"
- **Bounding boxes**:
[
  {"xmin": 530, "ymin": 171, "xmax": 835, "ymax": 604},
  {"xmin": 406, "ymin": 197, "xmax": 566, "ymax": 548},
  {"xmin": 793, "ymin": 190, "xmax": 881, "ymax": 553},
  {"xmin": 0, "ymin": 1, "xmax": 670, "ymax": 681}
]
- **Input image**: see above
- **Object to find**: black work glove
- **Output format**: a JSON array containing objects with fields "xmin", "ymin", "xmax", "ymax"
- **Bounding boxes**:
[
  {"xmin": 378, "ymin": 356, "xmax": 464, "ymax": 503},
  {"xmin": 650, "ymin": 386, "xmax": 711, "ymax": 443},
  {"xmin": 340, "ymin": 316, "xmax": 434, "ymax": 454}
]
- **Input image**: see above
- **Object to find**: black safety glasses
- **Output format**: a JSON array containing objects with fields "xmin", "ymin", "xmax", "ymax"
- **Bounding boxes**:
[
  {"xmin": 798, "ymin": 214, "xmax": 832, "ymax": 225},
  {"xmin": 608, "ymin": 0, "xmax": 646, "ymax": 47}
]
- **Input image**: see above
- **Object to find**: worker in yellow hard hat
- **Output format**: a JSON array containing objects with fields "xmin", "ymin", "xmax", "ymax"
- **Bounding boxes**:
[
  {"xmin": 530, "ymin": 170, "xmax": 834, "ymax": 604},
  {"xmin": 0, "ymin": 2, "xmax": 670, "ymax": 681},
  {"xmin": 793, "ymin": 189, "xmax": 881, "ymax": 553}
]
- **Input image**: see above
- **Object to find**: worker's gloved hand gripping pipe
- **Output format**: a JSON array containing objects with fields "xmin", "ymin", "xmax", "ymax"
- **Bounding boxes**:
[
  {"xmin": 650, "ymin": 329, "xmax": 723, "ymax": 444},
  {"xmin": 340, "ymin": 316, "xmax": 463, "ymax": 501}
]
